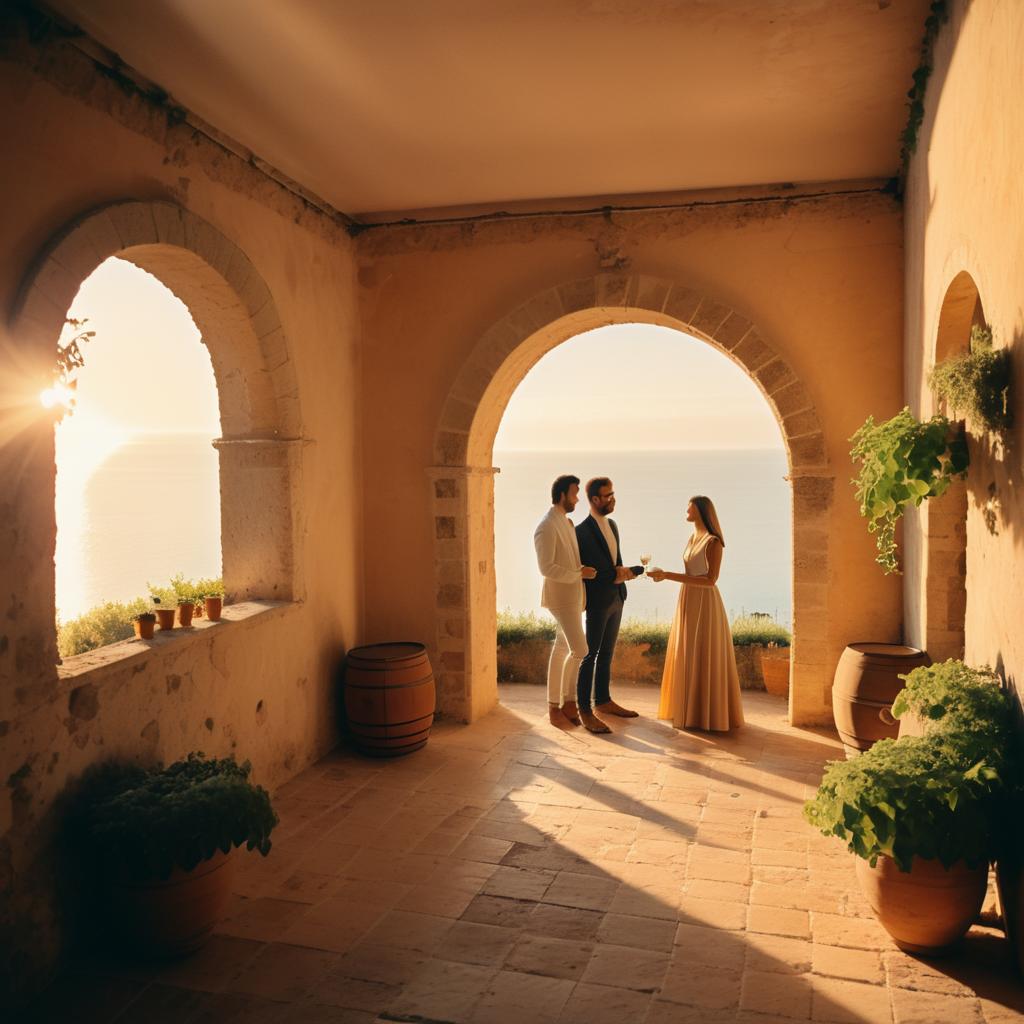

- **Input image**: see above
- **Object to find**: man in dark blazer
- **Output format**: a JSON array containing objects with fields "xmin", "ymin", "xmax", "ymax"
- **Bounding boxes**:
[{"xmin": 575, "ymin": 477, "xmax": 640, "ymax": 733}]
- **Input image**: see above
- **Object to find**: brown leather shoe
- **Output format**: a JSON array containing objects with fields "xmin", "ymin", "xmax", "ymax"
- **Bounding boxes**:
[
  {"xmin": 561, "ymin": 700, "xmax": 582, "ymax": 725},
  {"xmin": 549, "ymin": 705, "xmax": 576, "ymax": 729},
  {"xmin": 596, "ymin": 700, "xmax": 639, "ymax": 718},
  {"xmin": 580, "ymin": 710, "xmax": 611, "ymax": 734}
]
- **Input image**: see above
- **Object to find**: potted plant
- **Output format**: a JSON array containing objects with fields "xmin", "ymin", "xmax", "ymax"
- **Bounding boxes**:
[
  {"xmin": 929, "ymin": 325, "xmax": 1013, "ymax": 433},
  {"xmin": 805, "ymin": 660, "xmax": 1013, "ymax": 954},
  {"xmin": 149, "ymin": 591, "xmax": 176, "ymax": 631},
  {"xmin": 66, "ymin": 753, "xmax": 277, "ymax": 957},
  {"xmin": 850, "ymin": 408, "xmax": 969, "ymax": 574},
  {"xmin": 170, "ymin": 575, "xmax": 198, "ymax": 628},
  {"xmin": 132, "ymin": 611, "xmax": 156, "ymax": 640},
  {"xmin": 195, "ymin": 577, "xmax": 225, "ymax": 622},
  {"xmin": 759, "ymin": 641, "xmax": 791, "ymax": 698}
]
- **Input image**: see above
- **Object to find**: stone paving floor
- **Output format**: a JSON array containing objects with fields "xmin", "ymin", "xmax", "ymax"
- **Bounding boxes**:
[{"xmin": 29, "ymin": 683, "xmax": 1024, "ymax": 1023}]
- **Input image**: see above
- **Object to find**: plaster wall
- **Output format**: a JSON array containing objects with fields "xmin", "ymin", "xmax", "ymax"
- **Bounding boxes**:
[
  {"xmin": 0, "ymin": 29, "xmax": 361, "ymax": 995},
  {"xmin": 903, "ymin": 0, "xmax": 1024, "ymax": 691},
  {"xmin": 356, "ymin": 190, "xmax": 907, "ymax": 726}
]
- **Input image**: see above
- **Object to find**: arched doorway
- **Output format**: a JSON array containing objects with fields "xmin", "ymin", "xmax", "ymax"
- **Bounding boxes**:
[
  {"xmin": 429, "ymin": 273, "xmax": 832, "ymax": 724},
  {"xmin": 13, "ymin": 200, "xmax": 304, "ymax": 666}
]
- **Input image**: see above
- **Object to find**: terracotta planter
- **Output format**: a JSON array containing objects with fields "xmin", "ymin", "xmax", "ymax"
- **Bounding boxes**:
[
  {"xmin": 177, "ymin": 602, "xmax": 195, "ymax": 628},
  {"xmin": 855, "ymin": 854, "xmax": 988, "ymax": 955},
  {"xmin": 202, "ymin": 596, "xmax": 223, "ymax": 621},
  {"xmin": 759, "ymin": 650, "xmax": 791, "ymax": 698},
  {"xmin": 108, "ymin": 849, "xmax": 235, "ymax": 957},
  {"xmin": 154, "ymin": 608, "xmax": 176, "ymax": 631},
  {"xmin": 133, "ymin": 617, "xmax": 156, "ymax": 640},
  {"xmin": 832, "ymin": 643, "xmax": 931, "ymax": 757}
]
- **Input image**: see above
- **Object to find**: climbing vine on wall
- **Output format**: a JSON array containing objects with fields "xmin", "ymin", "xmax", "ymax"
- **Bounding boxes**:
[
  {"xmin": 929, "ymin": 325, "xmax": 1013, "ymax": 432},
  {"xmin": 898, "ymin": 0, "xmax": 950, "ymax": 190}
]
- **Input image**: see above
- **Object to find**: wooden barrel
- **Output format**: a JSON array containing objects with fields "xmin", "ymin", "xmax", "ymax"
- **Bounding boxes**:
[
  {"xmin": 832, "ymin": 643, "xmax": 930, "ymax": 758},
  {"xmin": 344, "ymin": 642, "xmax": 435, "ymax": 757}
]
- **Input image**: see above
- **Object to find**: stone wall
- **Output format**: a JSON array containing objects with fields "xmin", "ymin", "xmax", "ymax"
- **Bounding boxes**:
[
  {"xmin": 0, "ymin": 22, "xmax": 362, "ymax": 998},
  {"xmin": 902, "ymin": 0, "xmax": 1024, "ymax": 698},
  {"xmin": 357, "ymin": 191, "xmax": 907, "ymax": 728}
]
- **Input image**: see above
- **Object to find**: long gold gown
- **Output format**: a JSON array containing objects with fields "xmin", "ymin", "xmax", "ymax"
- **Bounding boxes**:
[{"xmin": 658, "ymin": 532, "xmax": 745, "ymax": 732}]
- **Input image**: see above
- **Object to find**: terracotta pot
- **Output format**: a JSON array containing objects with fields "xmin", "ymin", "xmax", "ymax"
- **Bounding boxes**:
[
  {"xmin": 855, "ymin": 854, "xmax": 988, "ymax": 955},
  {"xmin": 133, "ymin": 617, "xmax": 155, "ymax": 640},
  {"xmin": 108, "ymin": 849, "xmax": 235, "ymax": 957},
  {"xmin": 832, "ymin": 643, "xmax": 931, "ymax": 757},
  {"xmin": 155, "ymin": 608, "xmax": 176, "ymax": 631},
  {"xmin": 759, "ymin": 651, "xmax": 791, "ymax": 698},
  {"xmin": 203, "ymin": 596, "xmax": 223, "ymax": 621},
  {"xmin": 177, "ymin": 602, "xmax": 195, "ymax": 628},
  {"xmin": 344, "ymin": 642, "xmax": 435, "ymax": 756}
]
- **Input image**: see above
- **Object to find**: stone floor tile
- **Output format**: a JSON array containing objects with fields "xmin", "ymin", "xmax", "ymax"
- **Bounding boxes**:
[
  {"xmin": 216, "ymin": 896, "xmax": 312, "ymax": 942},
  {"xmin": 328, "ymin": 879, "xmax": 414, "ymax": 908},
  {"xmin": 672, "ymin": 922, "xmax": 747, "ymax": 972},
  {"xmin": 483, "ymin": 864, "xmax": 557, "ymax": 901},
  {"xmin": 227, "ymin": 943, "xmax": 339, "ymax": 1001},
  {"xmin": 148, "ymin": 935, "xmax": 265, "ymax": 993},
  {"xmin": 526, "ymin": 902, "xmax": 606, "ymax": 941},
  {"xmin": 581, "ymin": 943, "xmax": 671, "ymax": 992},
  {"xmin": 311, "ymin": 969, "xmax": 401, "ymax": 1014},
  {"xmin": 811, "ymin": 975, "xmax": 893, "ymax": 1023},
  {"xmin": 436, "ymin": 919, "xmax": 519, "ymax": 967},
  {"xmin": 890, "ymin": 987, "xmax": 985, "ymax": 1024},
  {"xmin": 748, "ymin": 905, "xmax": 811, "ymax": 939},
  {"xmin": 505, "ymin": 932, "xmax": 594, "ymax": 980},
  {"xmin": 597, "ymin": 912, "xmax": 677, "ymax": 952},
  {"xmin": 745, "ymin": 933, "xmax": 814, "ymax": 975},
  {"xmin": 810, "ymin": 912, "xmax": 890, "ymax": 951},
  {"xmin": 679, "ymin": 894, "xmax": 748, "ymax": 930},
  {"xmin": 452, "ymin": 833, "xmax": 516, "ymax": 863},
  {"xmin": 689, "ymin": 857, "xmax": 754, "ymax": 884},
  {"xmin": 740, "ymin": 967, "xmax": 813, "ymax": 1018},
  {"xmin": 542, "ymin": 870, "xmax": 620, "ymax": 912},
  {"xmin": 687, "ymin": 877, "xmax": 752, "ymax": 903},
  {"xmin": 607, "ymin": 884, "xmax": 680, "ymax": 920},
  {"xmin": 660, "ymin": 964, "xmax": 743, "ymax": 1009},
  {"xmin": 396, "ymin": 884, "xmax": 476, "ymax": 919},
  {"xmin": 557, "ymin": 980, "xmax": 653, "ymax": 1023},
  {"xmin": 386, "ymin": 959, "xmax": 496, "ymax": 1023},
  {"xmin": 333, "ymin": 943, "xmax": 428, "ymax": 986},
  {"xmin": 461, "ymin": 893, "xmax": 539, "ymax": 929},
  {"xmin": 812, "ymin": 944, "xmax": 884, "ymax": 984},
  {"xmin": 470, "ymin": 968, "xmax": 575, "ymax": 1024},
  {"xmin": 754, "ymin": 848, "xmax": 809, "ymax": 869},
  {"xmin": 645, "ymin": 999, "xmax": 737, "ymax": 1023},
  {"xmin": 359, "ymin": 909, "xmax": 452, "ymax": 954}
]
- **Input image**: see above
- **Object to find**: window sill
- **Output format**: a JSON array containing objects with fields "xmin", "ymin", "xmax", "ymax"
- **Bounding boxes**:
[{"xmin": 57, "ymin": 600, "xmax": 297, "ymax": 682}]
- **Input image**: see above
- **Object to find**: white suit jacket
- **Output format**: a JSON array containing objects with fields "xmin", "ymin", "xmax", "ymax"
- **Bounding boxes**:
[{"xmin": 533, "ymin": 506, "xmax": 585, "ymax": 611}]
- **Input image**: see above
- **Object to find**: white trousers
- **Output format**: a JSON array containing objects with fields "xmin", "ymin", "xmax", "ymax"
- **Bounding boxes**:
[{"xmin": 546, "ymin": 604, "xmax": 588, "ymax": 705}]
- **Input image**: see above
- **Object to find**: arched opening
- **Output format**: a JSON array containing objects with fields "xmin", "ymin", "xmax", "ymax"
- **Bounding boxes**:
[
  {"xmin": 492, "ymin": 322, "xmax": 792, "ymax": 710},
  {"xmin": 430, "ymin": 274, "xmax": 832, "ymax": 725},
  {"xmin": 920, "ymin": 270, "xmax": 983, "ymax": 661},
  {"xmin": 13, "ymin": 201, "xmax": 304, "ymax": 667},
  {"xmin": 54, "ymin": 257, "xmax": 222, "ymax": 654}
]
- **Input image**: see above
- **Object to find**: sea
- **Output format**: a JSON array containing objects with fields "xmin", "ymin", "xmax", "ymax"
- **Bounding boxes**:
[
  {"xmin": 495, "ymin": 448, "xmax": 792, "ymax": 626},
  {"xmin": 55, "ymin": 437, "xmax": 792, "ymax": 628}
]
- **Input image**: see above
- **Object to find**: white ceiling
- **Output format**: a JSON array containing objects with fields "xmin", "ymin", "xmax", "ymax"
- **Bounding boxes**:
[{"xmin": 46, "ymin": 0, "xmax": 930, "ymax": 222}]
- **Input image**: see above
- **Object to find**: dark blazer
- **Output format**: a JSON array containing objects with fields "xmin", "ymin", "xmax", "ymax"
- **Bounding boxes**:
[{"xmin": 576, "ymin": 515, "xmax": 627, "ymax": 610}]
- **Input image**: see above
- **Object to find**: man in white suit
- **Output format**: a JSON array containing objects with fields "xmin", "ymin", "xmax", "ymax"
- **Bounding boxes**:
[{"xmin": 533, "ymin": 474, "xmax": 597, "ymax": 729}]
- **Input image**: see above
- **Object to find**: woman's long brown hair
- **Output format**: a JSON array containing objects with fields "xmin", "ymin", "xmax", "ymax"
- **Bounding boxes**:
[{"xmin": 690, "ymin": 495, "xmax": 725, "ymax": 546}]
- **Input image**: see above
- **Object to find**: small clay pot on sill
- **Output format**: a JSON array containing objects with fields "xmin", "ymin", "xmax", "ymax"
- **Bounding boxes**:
[
  {"xmin": 133, "ymin": 615, "xmax": 156, "ymax": 640},
  {"xmin": 154, "ymin": 608, "xmax": 176, "ymax": 631},
  {"xmin": 202, "ymin": 596, "xmax": 223, "ymax": 621},
  {"xmin": 177, "ymin": 602, "xmax": 195, "ymax": 628}
]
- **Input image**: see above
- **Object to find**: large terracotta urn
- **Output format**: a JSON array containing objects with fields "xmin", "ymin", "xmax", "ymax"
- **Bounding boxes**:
[
  {"xmin": 855, "ymin": 855, "xmax": 987, "ymax": 955},
  {"xmin": 832, "ymin": 643, "xmax": 930, "ymax": 757}
]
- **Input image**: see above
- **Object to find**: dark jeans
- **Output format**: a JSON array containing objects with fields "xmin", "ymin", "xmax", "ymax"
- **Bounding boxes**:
[{"xmin": 576, "ymin": 595, "xmax": 624, "ymax": 711}]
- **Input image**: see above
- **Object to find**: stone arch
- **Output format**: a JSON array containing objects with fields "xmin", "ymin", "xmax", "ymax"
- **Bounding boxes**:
[
  {"xmin": 429, "ymin": 272, "xmax": 832, "ymax": 724},
  {"xmin": 12, "ymin": 200, "xmax": 305, "ymax": 609},
  {"xmin": 919, "ymin": 270, "xmax": 985, "ymax": 661}
]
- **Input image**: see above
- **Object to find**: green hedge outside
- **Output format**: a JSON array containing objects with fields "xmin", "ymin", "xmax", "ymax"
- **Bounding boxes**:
[{"xmin": 497, "ymin": 609, "xmax": 790, "ymax": 653}]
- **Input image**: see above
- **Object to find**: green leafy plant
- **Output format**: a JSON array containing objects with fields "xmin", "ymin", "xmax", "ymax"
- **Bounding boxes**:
[
  {"xmin": 147, "ymin": 582, "xmax": 177, "ymax": 607},
  {"xmin": 850, "ymin": 408, "xmax": 968, "ymax": 574},
  {"xmin": 67, "ymin": 753, "xmax": 277, "ymax": 882},
  {"xmin": 928, "ymin": 325, "xmax": 1013, "ymax": 432},
  {"xmin": 898, "ymin": 1, "xmax": 949, "ymax": 187},
  {"xmin": 57, "ymin": 597, "xmax": 151, "ymax": 657},
  {"xmin": 804, "ymin": 661, "xmax": 1014, "ymax": 871},
  {"xmin": 730, "ymin": 613, "xmax": 791, "ymax": 648},
  {"xmin": 169, "ymin": 574, "xmax": 202, "ymax": 606},
  {"xmin": 132, "ymin": 611, "xmax": 156, "ymax": 623}
]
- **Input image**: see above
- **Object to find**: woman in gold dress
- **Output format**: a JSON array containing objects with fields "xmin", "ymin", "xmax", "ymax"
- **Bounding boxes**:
[{"xmin": 649, "ymin": 495, "xmax": 744, "ymax": 732}]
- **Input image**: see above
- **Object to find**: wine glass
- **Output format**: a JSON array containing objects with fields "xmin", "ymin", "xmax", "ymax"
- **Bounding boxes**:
[{"xmin": 639, "ymin": 553, "xmax": 652, "ymax": 577}]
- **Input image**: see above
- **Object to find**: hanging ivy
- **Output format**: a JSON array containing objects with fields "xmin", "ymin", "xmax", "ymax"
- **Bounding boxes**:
[
  {"xmin": 850, "ymin": 408, "xmax": 968, "ymax": 574},
  {"xmin": 898, "ymin": 0, "xmax": 950, "ymax": 191},
  {"xmin": 929, "ymin": 325, "xmax": 1013, "ymax": 432}
]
